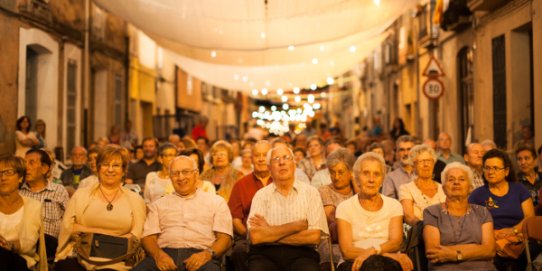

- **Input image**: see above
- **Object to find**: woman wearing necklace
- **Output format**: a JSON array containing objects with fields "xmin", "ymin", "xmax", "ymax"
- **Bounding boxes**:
[
  {"xmin": 317, "ymin": 148, "xmax": 356, "ymax": 271},
  {"xmin": 143, "ymin": 143, "xmax": 177, "ymax": 204},
  {"xmin": 336, "ymin": 153, "xmax": 413, "ymax": 271},
  {"xmin": 298, "ymin": 136, "xmax": 327, "ymax": 180},
  {"xmin": 424, "ymin": 162, "xmax": 496, "ymax": 270},
  {"xmin": 55, "ymin": 145, "xmax": 146, "ymax": 271},
  {"xmin": 200, "ymin": 140, "xmax": 243, "ymax": 202},
  {"xmin": 515, "ymin": 146, "xmax": 542, "ymax": 206},
  {"xmin": 469, "ymin": 149, "xmax": 535, "ymax": 271},
  {"xmin": 0, "ymin": 155, "xmax": 47, "ymax": 271},
  {"xmin": 400, "ymin": 144, "xmax": 446, "ymax": 226}
]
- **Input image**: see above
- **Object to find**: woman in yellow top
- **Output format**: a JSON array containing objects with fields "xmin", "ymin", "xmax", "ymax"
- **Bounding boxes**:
[
  {"xmin": 200, "ymin": 140, "xmax": 243, "ymax": 201},
  {"xmin": 55, "ymin": 145, "xmax": 146, "ymax": 270},
  {"xmin": 0, "ymin": 154, "xmax": 47, "ymax": 271}
]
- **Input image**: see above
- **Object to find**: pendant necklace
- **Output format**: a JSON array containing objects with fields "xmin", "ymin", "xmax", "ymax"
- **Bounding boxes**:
[{"xmin": 99, "ymin": 186, "xmax": 120, "ymax": 211}]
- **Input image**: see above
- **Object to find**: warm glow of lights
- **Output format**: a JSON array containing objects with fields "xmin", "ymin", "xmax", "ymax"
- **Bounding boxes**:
[
  {"xmin": 308, "ymin": 94, "xmax": 315, "ymax": 104},
  {"xmin": 310, "ymin": 84, "xmax": 317, "ymax": 90},
  {"xmin": 277, "ymin": 88, "xmax": 284, "ymax": 95},
  {"xmin": 312, "ymin": 58, "xmax": 319, "ymax": 64},
  {"xmin": 313, "ymin": 103, "xmax": 321, "ymax": 109},
  {"xmin": 261, "ymin": 88, "xmax": 268, "ymax": 95},
  {"xmin": 295, "ymin": 96, "xmax": 301, "ymax": 103},
  {"xmin": 281, "ymin": 95, "xmax": 288, "ymax": 102},
  {"xmin": 260, "ymin": 32, "xmax": 266, "ymax": 39},
  {"xmin": 288, "ymin": 45, "xmax": 295, "ymax": 51},
  {"xmin": 326, "ymin": 77, "xmax": 334, "ymax": 85},
  {"xmin": 234, "ymin": 74, "xmax": 239, "ymax": 80},
  {"xmin": 282, "ymin": 104, "xmax": 289, "ymax": 110},
  {"xmin": 349, "ymin": 45, "xmax": 356, "ymax": 53},
  {"xmin": 242, "ymin": 75, "xmax": 248, "ymax": 82},
  {"xmin": 293, "ymin": 87, "xmax": 300, "ymax": 94},
  {"xmin": 211, "ymin": 50, "xmax": 217, "ymax": 58},
  {"xmin": 252, "ymin": 89, "xmax": 259, "ymax": 96}
]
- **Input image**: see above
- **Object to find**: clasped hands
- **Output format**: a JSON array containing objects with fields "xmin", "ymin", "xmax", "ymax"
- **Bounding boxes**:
[{"xmin": 154, "ymin": 249, "xmax": 212, "ymax": 271}]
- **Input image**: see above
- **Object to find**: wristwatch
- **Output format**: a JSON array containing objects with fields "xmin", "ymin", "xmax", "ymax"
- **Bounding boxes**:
[
  {"xmin": 513, "ymin": 227, "xmax": 519, "ymax": 235},
  {"xmin": 373, "ymin": 245, "xmax": 382, "ymax": 255},
  {"xmin": 456, "ymin": 250, "xmax": 463, "ymax": 261},
  {"xmin": 206, "ymin": 248, "xmax": 217, "ymax": 259}
]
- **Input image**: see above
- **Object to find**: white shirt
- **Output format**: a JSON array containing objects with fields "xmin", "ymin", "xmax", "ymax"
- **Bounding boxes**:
[
  {"xmin": 336, "ymin": 195, "xmax": 403, "ymax": 249},
  {"xmin": 311, "ymin": 169, "xmax": 331, "ymax": 188},
  {"xmin": 398, "ymin": 181, "xmax": 446, "ymax": 220},
  {"xmin": 248, "ymin": 180, "xmax": 329, "ymax": 236},
  {"xmin": 144, "ymin": 172, "xmax": 174, "ymax": 204},
  {"xmin": 0, "ymin": 207, "xmax": 24, "ymax": 241}
]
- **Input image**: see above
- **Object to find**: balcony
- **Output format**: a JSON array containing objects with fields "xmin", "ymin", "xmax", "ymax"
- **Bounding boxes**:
[{"xmin": 468, "ymin": 0, "xmax": 508, "ymax": 12}]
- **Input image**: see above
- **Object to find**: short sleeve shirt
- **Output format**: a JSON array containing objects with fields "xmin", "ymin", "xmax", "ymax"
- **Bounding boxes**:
[
  {"xmin": 468, "ymin": 182, "xmax": 531, "ymax": 230},
  {"xmin": 336, "ymin": 195, "xmax": 403, "ymax": 249},
  {"xmin": 398, "ymin": 181, "xmax": 446, "ymax": 221}
]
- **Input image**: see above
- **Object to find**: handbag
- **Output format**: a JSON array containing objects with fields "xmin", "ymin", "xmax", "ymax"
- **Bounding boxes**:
[
  {"xmin": 495, "ymin": 229, "xmax": 525, "ymax": 259},
  {"xmin": 74, "ymin": 232, "xmax": 144, "ymax": 266}
]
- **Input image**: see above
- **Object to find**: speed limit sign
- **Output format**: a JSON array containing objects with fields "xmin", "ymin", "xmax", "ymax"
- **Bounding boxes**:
[{"xmin": 422, "ymin": 78, "xmax": 444, "ymax": 99}]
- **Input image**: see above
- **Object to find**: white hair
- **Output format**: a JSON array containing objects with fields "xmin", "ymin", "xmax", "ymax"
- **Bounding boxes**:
[
  {"xmin": 353, "ymin": 152, "xmax": 387, "ymax": 181},
  {"xmin": 409, "ymin": 144, "xmax": 437, "ymax": 162},
  {"xmin": 440, "ymin": 162, "xmax": 474, "ymax": 188},
  {"xmin": 266, "ymin": 145, "xmax": 294, "ymax": 165}
]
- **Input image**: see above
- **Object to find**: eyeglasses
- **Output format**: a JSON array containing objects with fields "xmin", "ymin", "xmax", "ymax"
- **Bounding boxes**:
[
  {"xmin": 483, "ymin": 166, "xmax": 505, "ymax": 172},
  {"xmin": 212, "ymin": 152, "xmax": 228, "ymax": 157},
  {"xmin": 415, "ymin": 159, "xmax": 434, "ymax": 165},
  {"xmin": 170, "ymin": 169, "xmax": 196, "ymax": 177},
  {"xmin": 329, "ymin": 170, "xmax": 349, "ymax": 177},
  {"xmin": 0, "ymin": 169, "xmax": 17, "ymax": 177},
  {"xmin": 101, "ymin": 163, "xmax": 123, "ymax": 170},
  {"xmin": 271, "ymin": 155, "xmax": 294, "ymax": 163}
]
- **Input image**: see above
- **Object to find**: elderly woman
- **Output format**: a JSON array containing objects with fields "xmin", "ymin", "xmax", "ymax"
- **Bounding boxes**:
[
  {"xmin": 15, "ymin": 116, "xmax": 39, "ymax": 158},
  {"xmin": 515, "ymin": 146, "xmax": 541, "ymax": 206},
  {"xmin": 0, "ymin": 155, "xmax": 47, "ymax": 271},
  {"xmin": 318, "ymin": 148, "xmax": 356, "ymax": 271},
  {"xmin": 298, "ymin": 136, "xmax": 327, "ymax": 180},
  {"xmin": 423, "ymin": 162, "xmax": 496, "ymax": 270},
  {"xmin": 200, "ymin": 140, "xmax": 243, "ymax": 201},
  {"xmin": 35, "ymin": 119, "xmax": 47, "ymax": 149},
  {"xmin": 400, "ymin": 144, "xmax": 446, "ymax": 226},
  {"xmin": 469, "ymin": 149, "xmax": 535, "ymax": 271},
  {"xmin": 55, "ymin": 145, "xmax": 146, "ymax": 271},
  {"xmin": 180, "ymin": 148, "xmax": 216, "ymax": 194},
  {"xmin": 336, "ymin": 153, "xmax": 413, "ymax": 271},
  {"xmin": 143, "ymin": 143, "xmax": 177, "ymax": 204}
]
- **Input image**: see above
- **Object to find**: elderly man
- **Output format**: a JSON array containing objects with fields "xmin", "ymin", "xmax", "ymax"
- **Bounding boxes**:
[
  {"xmin": 382, "ymin": 135, "xmax": 415, "ymax": 199},
  {"xmin": 134, "ymin": 156, "xmax": 232, "ymax": 271},
  {"xmin": 247, "ymin": 145, "xmax": 329, "ymax": 271},
  {"xmin": 20, "ymin": 148, "xmax": 69, "ymax": 259},
  {"xmin": 60, "ymin": 146, "xmax": 92, "ymax": 190},
  {"xmin": 228, "ymin": 140, "xmax": 273, "ymax": 271},
  {"xmin": 463, "ymin": 143, "xmax": 485, "ymax": 189},
  {"xmin": 436, "ymin": 132, "xmax": 465, "ymax": 164}
]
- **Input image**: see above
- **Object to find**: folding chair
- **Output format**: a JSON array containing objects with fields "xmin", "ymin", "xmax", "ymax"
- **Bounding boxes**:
[
  {"xmin": 523, "ymin": 216, "xmax": 542, "ymax": 271},
  {"xmin": 401, "ymin": 221, "xmax": 428, "ymax": 271}
]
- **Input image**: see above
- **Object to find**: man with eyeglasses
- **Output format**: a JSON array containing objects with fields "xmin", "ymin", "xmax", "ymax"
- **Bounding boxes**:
[
  {"xmin": 247, "ymin": 145, "xmax": 329, "ymax": 271},
  {"xmin": 228, "ymin": 140, "xmax": 273, "ymax": 271},
  {"xmin": 382, "ymin": 135, "xmax": 415, "ymax": 199},
  {"xmin": 134, "ymin": 155, "xmax": 232, "ymax": 271},
  {"xmin": 20, "ymin": 148, "xmax": 69, "ymax": 261}
]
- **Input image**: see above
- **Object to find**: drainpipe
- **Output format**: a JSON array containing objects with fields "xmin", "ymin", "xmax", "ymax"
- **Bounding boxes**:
[{"xmin": 83, "ymin": 0, "xmax": 90, "ymax": 146}]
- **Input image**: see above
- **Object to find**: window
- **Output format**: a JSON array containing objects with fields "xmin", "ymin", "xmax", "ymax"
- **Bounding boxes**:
[
  {"xmin": 457, "ymin": 47, "xmax": 474, "ymax": 154},
  {"xmin": 25, "ymin": 47, "xmax": 38, "ymax": 122},
  {"xmin": 492, "ymin": 35, "xmax": 506, "ymax": 148},
  {"xmin": 114, "ymin": 75, "xmax": 123, "ymax": 126},
  {"xmin": 66, "ymin": 60, "xmax": 77, "ymax": 152}
]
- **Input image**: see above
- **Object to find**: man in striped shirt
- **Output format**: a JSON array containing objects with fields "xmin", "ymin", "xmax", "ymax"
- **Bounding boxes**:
[{"xmin": 247, "ymin": 145, "xmax": 329, "ymax": 271}]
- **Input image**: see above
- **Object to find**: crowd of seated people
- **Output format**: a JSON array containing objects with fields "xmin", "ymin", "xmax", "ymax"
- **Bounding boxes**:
[{"xmin": 3, "ymin": 115, "xmax": 542, "ymax": 271}]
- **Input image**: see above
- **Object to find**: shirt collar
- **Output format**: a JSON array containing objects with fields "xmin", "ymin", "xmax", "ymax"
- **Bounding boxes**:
[
  {"xmin": 173, "ymin": 188, "xmax": 200, "ymax": 200},
  {"xmin": 271, "ymin": 179, "xmax": 300, "ymax": 193},
  {"xmin": 20, "ymin": 180, "xmax": 55, "ymax": 192}
]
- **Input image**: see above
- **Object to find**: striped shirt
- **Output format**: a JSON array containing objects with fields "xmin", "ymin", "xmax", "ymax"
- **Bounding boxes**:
[
  {"xmin": 248, "ymin": 180, "xmax": 329, "ymax": 237},
  {"xmin": 19, "ymin": 181, "xmax": 69, "ymax": 238}
]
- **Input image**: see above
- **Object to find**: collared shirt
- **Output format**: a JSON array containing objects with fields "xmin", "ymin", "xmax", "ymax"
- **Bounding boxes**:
[
  {"xmin": 127, "ymin": 159, "xmax": 162, "ymax": 187},
  {"xmin": 518, "ymin": 171, "xmax": 542, "ymax": 206},
  {"xmin": 437, "ymin": 151, "xmax": 465, "ymax": 164},
  {"xmin": 381, "ymin": 166, "xmax": 413, "ymax": 199},
  {"xmin": 298, "ymin": 158, "xmax": 327, "ymax": 180},
  {"xmin": 228, "ymin": 173, "xmax": 273, "ymax": 227},
  {"xmin": 247, "ymin": 180, "xmax": 329, "ymax": 239},
  {"xmin": 311, "ymin": 169, "xmax": 331, "ymax": 188},
  {"xmin": 142, "ymin": 189, "xmax": 233, "ymax": 250},
  {"xmin": 19, "ymin": 181, "xmax": 69, "ymax": 238},
  {"xmin": 470, "ymin": 167, "xmax": 485, "ymax": 189}
]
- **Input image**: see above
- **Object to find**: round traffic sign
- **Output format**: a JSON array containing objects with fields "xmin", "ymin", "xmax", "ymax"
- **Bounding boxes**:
[{"xmin": 422, "ymin": 78, "xmax": 444, "ymax": 100}]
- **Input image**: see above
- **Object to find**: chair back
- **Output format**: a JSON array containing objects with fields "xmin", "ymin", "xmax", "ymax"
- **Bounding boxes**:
[
  {"xmin": 523, "ymin": 216, "xmax": 542, "ymax": 271},
  {"xmin": 401, "ymin": 221, "xmax": 428, "ymax": 271}
]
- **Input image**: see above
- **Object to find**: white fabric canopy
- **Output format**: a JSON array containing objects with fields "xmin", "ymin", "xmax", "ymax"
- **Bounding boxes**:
[{"xmin": 95, "ymin": 0, "xmax": 417, "ymax": 92}]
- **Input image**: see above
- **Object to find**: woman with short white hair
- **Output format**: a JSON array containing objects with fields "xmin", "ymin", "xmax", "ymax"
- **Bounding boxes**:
[{"xmin": 424, "ymin": 162, "xmax": 496, "ymax": 270}]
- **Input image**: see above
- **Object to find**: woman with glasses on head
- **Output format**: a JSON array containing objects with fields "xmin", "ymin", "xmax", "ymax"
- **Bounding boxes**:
[
  {"xmin": 180, "ymin": 148, "xmax": 216, "ymax": 194},
  {"xmin": 55, "ymin": 145, "xmax": 146, "ymax": 271},
  {"xmin": 424, "ymin": 162, "xmax": 496, "ymax": 270},
  {"xmin": 469, "ymin": 149, "xmax": 535, "ymax": 271},
  {"xmin": 298, "ymin": 136, "xmax": 327, "ymax": 180},
  {"xmin": 0, "ymin": 154, "xmax": 47, "ymax": 271},
  {"xmin": 399, "ymin": 144, "xmax": 446, "ymax": 226},
  {"xmin": 143, "ymin": 143, "xmax": 177, "ymax": 204},
  {"xmin": 200, "ymin": 140, "xmax": 243, "ymax": 201}
]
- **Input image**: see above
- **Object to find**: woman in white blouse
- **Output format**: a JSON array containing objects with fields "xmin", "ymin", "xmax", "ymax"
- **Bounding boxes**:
[
  {"xmin": 143, "ymin": 143, "xmax": 177, "ymax": 204},
  {"xmin": 336, "ymin": 153, "xmax": 413, "ymax": 271},
  {"xmin": 399, "ymin": 144, "xmax": 446, "ymax": 226},
  {"xmin": 0, "ymin": 155, "xmax": 46, "ymax": 271}
]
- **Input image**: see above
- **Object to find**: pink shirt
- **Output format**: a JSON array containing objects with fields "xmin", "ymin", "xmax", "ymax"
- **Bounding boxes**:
[{"xmin": 143, "ymin": 189, "xmax": 233, "ymax": 249}]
